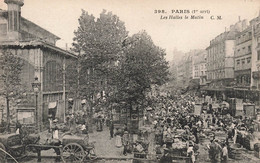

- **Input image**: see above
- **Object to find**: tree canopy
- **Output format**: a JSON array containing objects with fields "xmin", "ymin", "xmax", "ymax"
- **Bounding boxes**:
[
  {"xmin": 72, "ymin": 10, "xmax": 169, "ymax": 110},
  {"xmin": 72, "ymin": 9, "xmax": 128, "ymax": 101},
  {"xmin": 113, "ymin": 31, "xmax": 169, "ymax": 106},
  {"xmin": 0, "ymin": 49, "xmax": 24, "ymax": 97},
  {"xmin": 0, "ymin": 49, "xmax": 24, "ymax": 131}
]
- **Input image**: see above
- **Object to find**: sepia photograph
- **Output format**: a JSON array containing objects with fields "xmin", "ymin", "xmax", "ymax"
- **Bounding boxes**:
[{"xmin": 0, "ymin": 0, "xmax": 260, "ymax": 162}]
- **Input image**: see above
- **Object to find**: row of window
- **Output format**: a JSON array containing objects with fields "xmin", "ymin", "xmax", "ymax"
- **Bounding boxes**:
[
  {"xmin": 208, "ymin": 44, "xmax": 225, "ymax": 58},
  {"xmin": 236, "ymin": 32, "xmax": 252, "ymax": 45},
  {"xmin": 236, "ymin": 57, "xmax": 251, "ymax": 65},
  {"xmin": 236, "ymin": 45, "xmax": 251, "ymax": 54},
  {"xmin": 207, "ymin": 51, "xmax": 225, "ymax": 62},
  {"xmin": 206, "ymin": 60, "xmax": 225, "ymax": 70},
  {"xmin": 207, "ymin": 71, "xmax": 225, "ymax": 80},
  {"xmin": 194, "ymin": 71, "xmax": 205, "ymax": 77},
  {"xmin": 236, "ymin": 75, "xmax": 251, "ymax": 85},
  {"xmin": 194, "ymin": 64, "xmax": 206, "ymax": 70}
]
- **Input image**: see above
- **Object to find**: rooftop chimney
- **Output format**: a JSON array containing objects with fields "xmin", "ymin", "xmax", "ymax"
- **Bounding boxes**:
[
  {"xmin": 4, "ymin": 0, "xmax": 24, "ymax": 40},
  {"xmin": 238, "ymin": 16, "xmax": 241, "ymax": 22}
]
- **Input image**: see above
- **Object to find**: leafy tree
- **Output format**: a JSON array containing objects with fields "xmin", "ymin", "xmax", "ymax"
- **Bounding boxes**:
[
  {"xmin": 0, "ymin": 49, "xmax": 24, "ymax": 132},
  {"xmin": 72, "ymin": 9, "xmax": 128, "ymax": 132},
  {"xmin": 114, "ymin": 31, "xmax": 169, "ymax": 108},
  {"xmin": 72, "ymin": 9, "xmax": 128, "ymax": 104},
  {"xmin": 65, "ymin": 59, "xmax": 79, "ymax": 98},
  {"xmin": 72, "ymin": 10, "xmax": 169, "ymax": 131}
]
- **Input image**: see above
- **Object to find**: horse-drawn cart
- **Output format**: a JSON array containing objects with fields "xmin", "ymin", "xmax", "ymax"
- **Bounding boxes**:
[
  {"xmin": 61, "ymin": 134, "xmax": 97, "ymax": 162},
  {"xmin": 0, "ymin": 133, "xmax": 26, "ymax": 161},
  {"xmin": 0, "ymin": 132, "xmax": 97, "ymax": 162}
]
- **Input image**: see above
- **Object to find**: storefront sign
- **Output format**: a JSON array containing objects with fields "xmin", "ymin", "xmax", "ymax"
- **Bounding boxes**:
[
  {"xmin": 236, "ymin": 99, "xmax": 243, "ymax": 111},
  {"xmin": 194, "ymin": 104, "xmax": 202, "ymax": 116}
]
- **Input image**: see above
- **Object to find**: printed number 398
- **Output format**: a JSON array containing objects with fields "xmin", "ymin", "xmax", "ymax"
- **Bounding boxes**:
[{"xmin": 154, "ymin": 10, "xmax": 166, "ymax": 14}]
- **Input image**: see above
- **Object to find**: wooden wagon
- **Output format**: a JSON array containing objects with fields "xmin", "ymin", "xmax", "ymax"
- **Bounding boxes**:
[
  {"xmin": 61, "ymin": 134, "xmax": 97, "ymax": 162},
  {"xmin": 0, "ymin": 133, "xmax": 97, "ymax": 163}
]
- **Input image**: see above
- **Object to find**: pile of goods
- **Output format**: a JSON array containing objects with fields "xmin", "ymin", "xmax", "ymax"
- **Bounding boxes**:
[
  {"xmin": 254, "ymin": 143, "xmax": 260, "ymax": 158},
  {"xmin": 171, "ymin": 141, "xmax": 186, "ymax": 149},
  {"xmin": 229, "ymin": 143, "xmax": 243, "ymax": 160}
]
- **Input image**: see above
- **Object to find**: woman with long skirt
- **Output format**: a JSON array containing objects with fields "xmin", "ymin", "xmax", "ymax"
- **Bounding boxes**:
[{"xmin": 115, "ymin": 128, "xmax": 122, "ymax": 147}]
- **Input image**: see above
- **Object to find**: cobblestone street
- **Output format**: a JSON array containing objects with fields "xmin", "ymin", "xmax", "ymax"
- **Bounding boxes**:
[
  {"xmin": 8, "ymin": 124, "xmax": 260, "ymax": 163},
  {"xmin": 88, "ymin": 126, "xmax": 133, "ymax": 159},
  {"xmin": 18, "ymin": 126, "xmax": 133, "ymax": 163}
]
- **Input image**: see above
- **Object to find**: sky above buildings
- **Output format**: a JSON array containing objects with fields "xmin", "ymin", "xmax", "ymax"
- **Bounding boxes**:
[{"xmin": 0, "ymin": 0, "xmax": 260, "ymax": 61}]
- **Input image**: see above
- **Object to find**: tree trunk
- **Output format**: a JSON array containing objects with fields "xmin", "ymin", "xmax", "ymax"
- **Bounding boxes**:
[
  {"xmin": 6, "ymin": 96, "xmax": 10, "ymax": 133},
  {"xmin": 88, "ymin": 99, "xmax": 93, "ymax": 133}
]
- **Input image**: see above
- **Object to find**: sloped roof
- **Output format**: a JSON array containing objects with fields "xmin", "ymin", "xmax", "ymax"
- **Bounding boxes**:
[
  {"xmin": 226, "ymin": 30, "xmax": 239, "ymax": 40},
  {"xmin": 21, "ymin": 17, "xmax": 60, "ymax": 40},
  {"xmin": 0, "ymin": 9, "xmax": 60, "ymax": 40}
]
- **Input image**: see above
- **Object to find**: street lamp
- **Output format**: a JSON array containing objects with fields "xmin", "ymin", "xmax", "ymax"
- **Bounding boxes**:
[
  {"xmin": 32, "ymin": 76, "xmax": 41, "ymax": 132},
  {"xmin": 257, "ymin": 65, "xmax": 260, "ymax": 106},
  {"xmin": 257, "ymin": 65, "xmax": 260, "ymax": 90}
]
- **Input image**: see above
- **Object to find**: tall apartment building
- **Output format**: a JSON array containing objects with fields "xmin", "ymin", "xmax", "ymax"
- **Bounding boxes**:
[
  {"xmin": 206, "ymin": 19, "xmax": 248, "ymax": 89},
  {"xmin": 234, "ymin": 24, "xmax": 252, "ymax": 89},
  {"xmin": 184, "ymin": 53, "xmax": 193, "ymax": 87},
  {"xmin": 176, "ymin": 50, "xmax": 202, "ymax": 89},
  {"xmin": 251, "ymin": 14, "xmax": 260, "ymax": 90},
  {"xmin": 192, "ymin": 50, "xmax": 207, "ymax": 86},
  {"xmin": 176, "ymin": 54, "xmax": 192, "ymax": 89},
  {"xmin": 177, "ymin": 58, "xmax": 185, "ymax": 88}
]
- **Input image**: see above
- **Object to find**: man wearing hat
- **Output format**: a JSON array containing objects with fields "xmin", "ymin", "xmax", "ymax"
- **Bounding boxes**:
[
  {"xmin": 49, "ymin": 119, "xmax": 61, "ymax": 162},
  {"xmin": 187, "ymin": 142, "xmax": 196, "ymax": 163},
  {"xmin": 52, "ymin": 119, "xmax": 59, "ymax": 139},
  {"xmin": 109, "ymin": 120, "xmax": 114, "ymax": 139},
  {"xmin": 122, "ymin": 131, "xmax": 129, "ymax": 155}
]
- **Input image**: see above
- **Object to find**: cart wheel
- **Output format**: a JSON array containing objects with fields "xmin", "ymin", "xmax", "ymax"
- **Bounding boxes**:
[
  {"xmin": 62, "ymin": 143, "xmax": 85, "ymax": 162},
  {"xmin": 0, "ymin": 143, "xmax": 6, "ymax": 160},
  {"xmin": 11, "ymin": 146, "xmax": 25, "ymax": 158},
  {"xmin": 88, "ymin": 148, "xmax": 97, "ymax": 160}
]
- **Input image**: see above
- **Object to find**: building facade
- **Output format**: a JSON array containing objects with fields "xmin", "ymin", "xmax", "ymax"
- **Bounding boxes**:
[
  {"xmin": 176, "ymin": 58, "xmax": 185, "ymax": 88},
  {"xmin": 206, "ymin": 19, "xmax": 247, "ymax": 90},
  {"xmin": 250, "ymin": 15, "xmax": 260, "ymax": 90},
  {"xmin": 234, "ymin": 26, "xmax": 252, "ymax": 89},
  {"xmin": 192, "ymin": 50, "xmax": 207, "ymax": 87},
  {"xmin": 0, "ymin": 0, "xmax": 77, "ymax": 130}
]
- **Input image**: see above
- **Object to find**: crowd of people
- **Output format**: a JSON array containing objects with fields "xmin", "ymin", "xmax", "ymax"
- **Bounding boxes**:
[
  {"xmin": 148, "ymin": 94, "xmax": 201, "ymax": 163},
  {"xmin": 5, "ymin": 90, "xmax": 258, "ymax": 162},
  {"xmin": 142, "ymin": 92, "xmax": 258, "ymax": 163}
]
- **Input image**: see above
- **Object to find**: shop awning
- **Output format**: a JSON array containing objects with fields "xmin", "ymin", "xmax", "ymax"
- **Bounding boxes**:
[
  {"xmin": 233, "ymin": 88, "xmax": 250, "ymax": 91},
  {"xmin": 203, "ymin": 88, "xmax": 226, "ymax": 91},
  {"xmin": 48, "ymin": 101, "xmax": 57, "ymax": 109}
]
